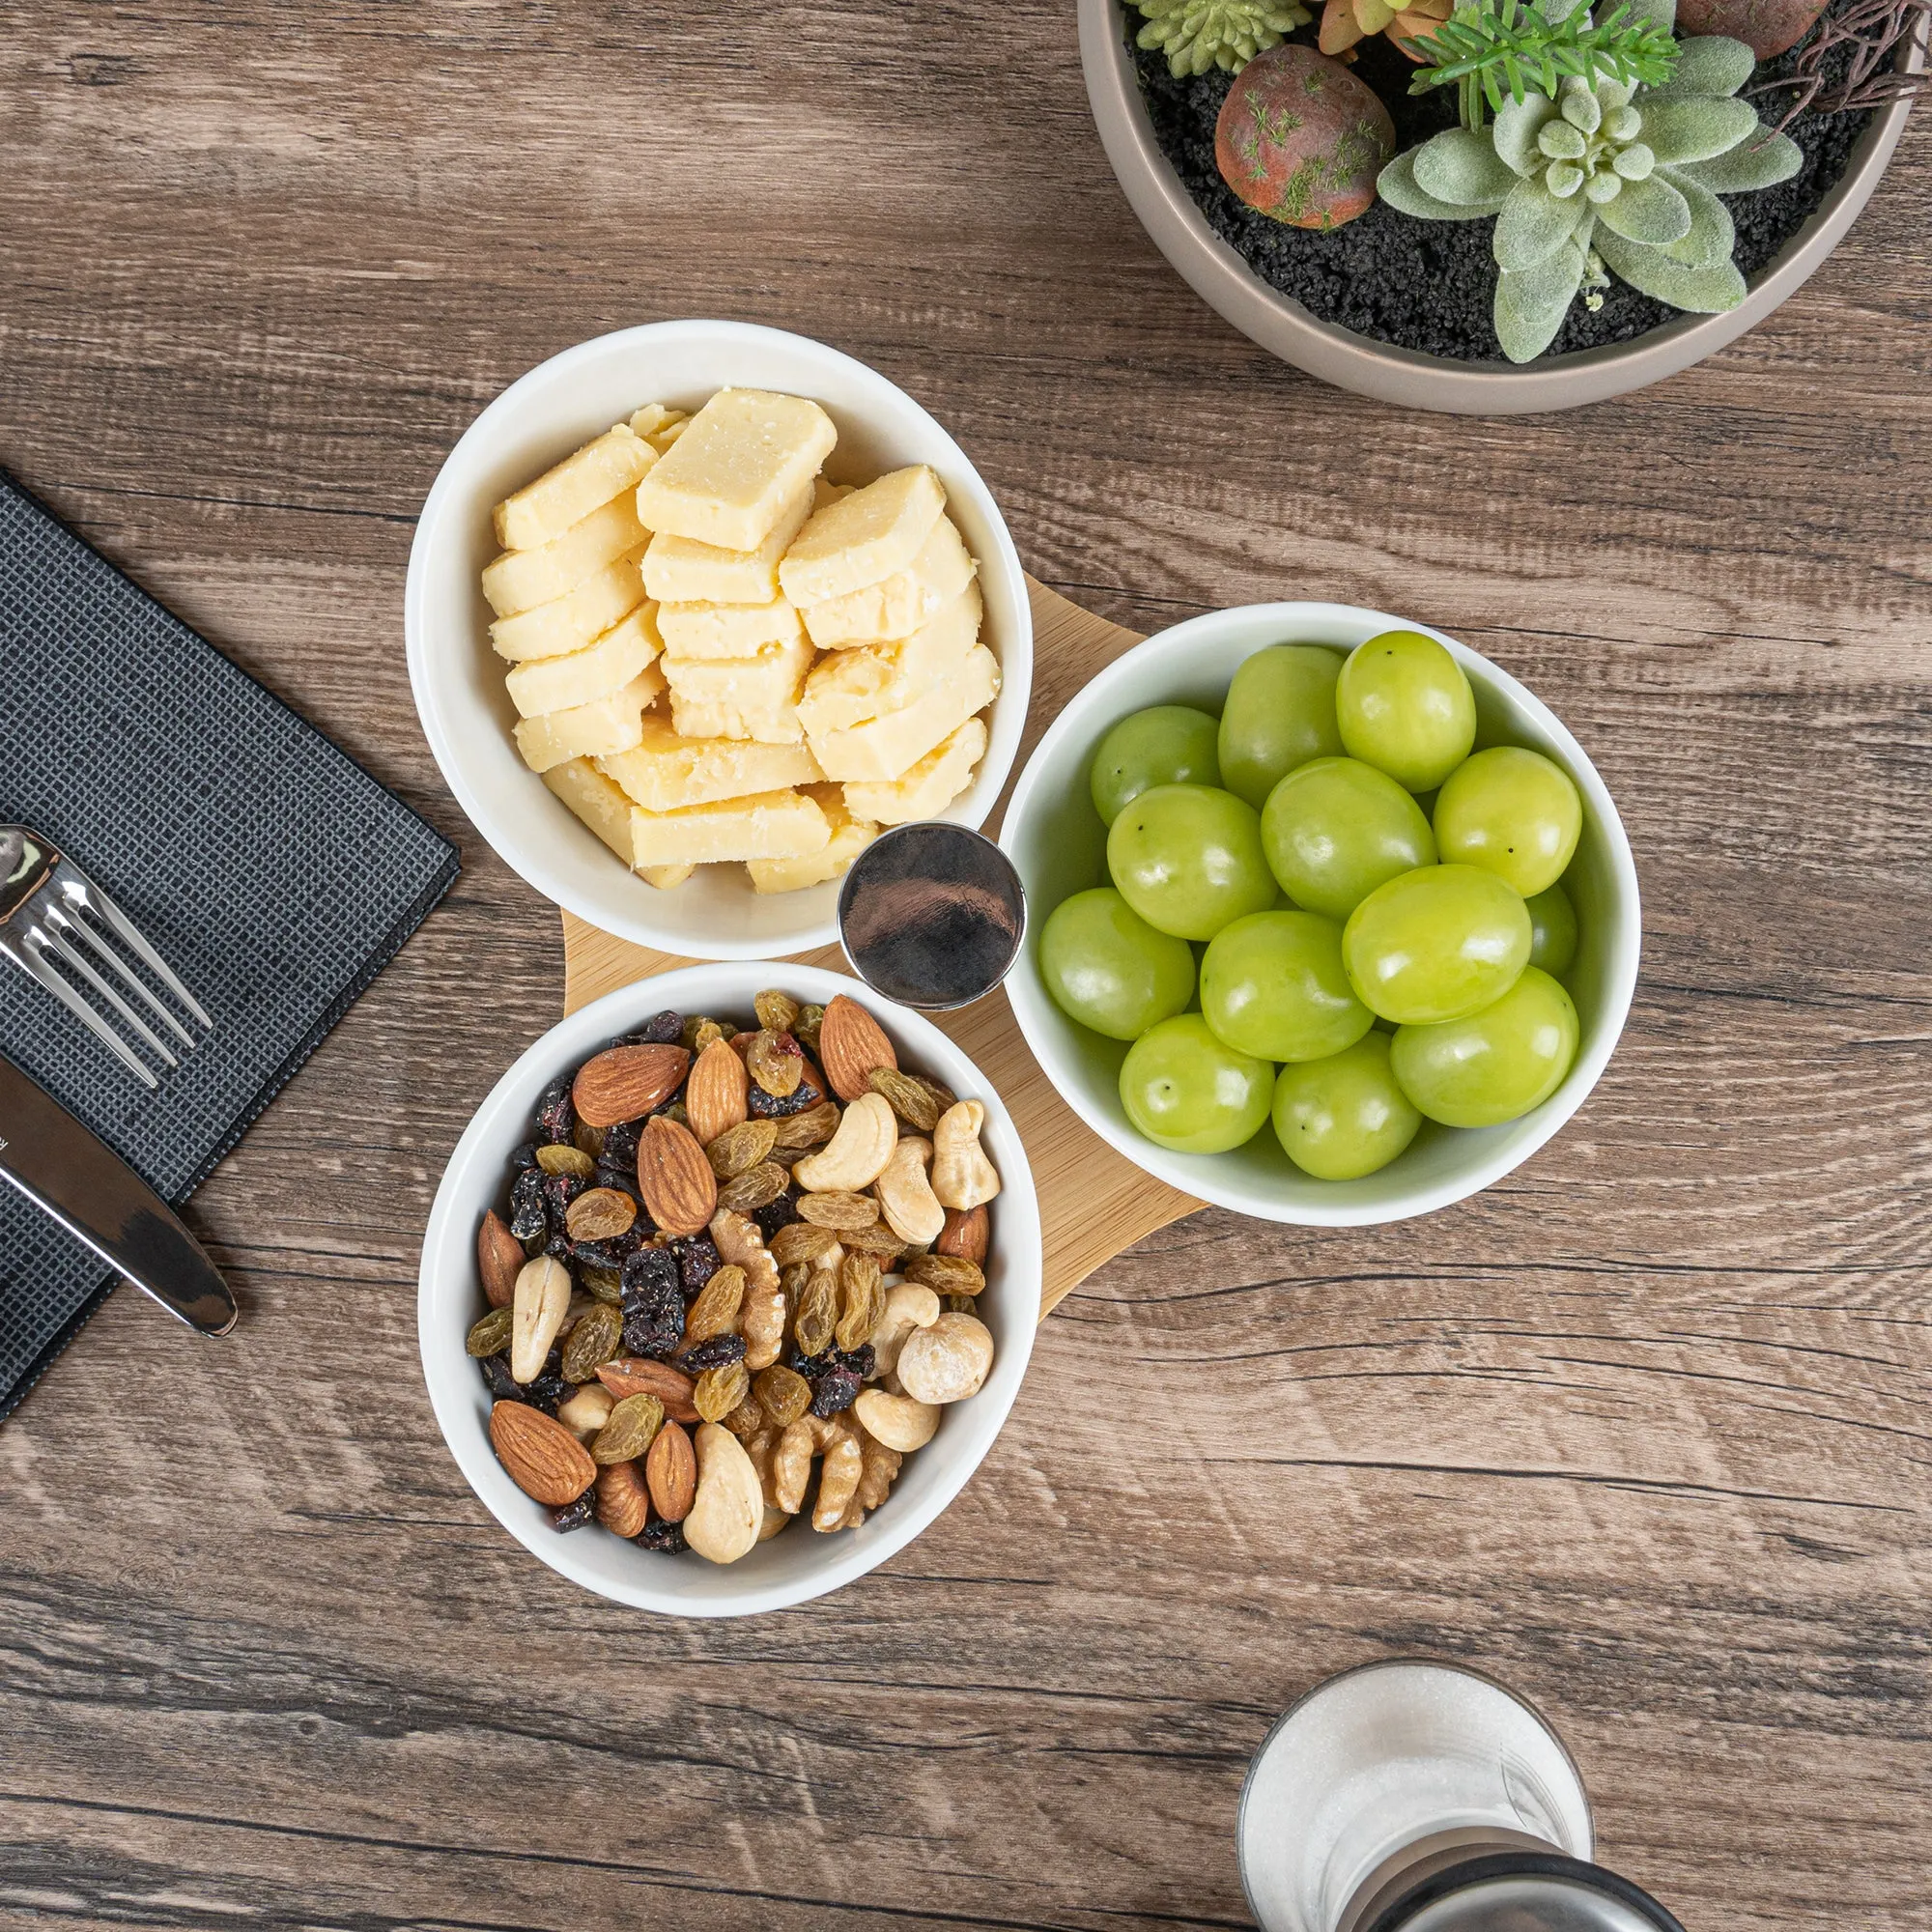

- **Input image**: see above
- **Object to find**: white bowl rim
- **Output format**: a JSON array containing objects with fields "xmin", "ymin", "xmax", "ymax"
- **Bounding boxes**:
[
  {"xmin": 999, "ymin": 600, "xmax": 1642, "ymax": 1227},
  {"xmin": 404, "ymin": 318, "xmax": 1034, "ymax": 959},
  {"xmin": 417, "ymin": 960, "xmax": 1040, "ymax": 1616}
]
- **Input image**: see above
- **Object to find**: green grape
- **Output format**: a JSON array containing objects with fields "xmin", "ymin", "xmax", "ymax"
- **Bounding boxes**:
[
  {"xmin": 1261, "ymin": 755, "xmax": 1436, "ymax": 922},
  {"xmin": 1390, "ymin": 966, "xmax": 1579, "ymax": 1128},
  {"xmin": 1433, "ymin": 746, "xmax": 1583, "ymax": 896},
  {"xmin": 1343, "ymin": 864, "xmax": 1532, "ymax": 1024},
  {"xmin": 1525, "ymin": 881, "xmax": 1578, "ymax": 977},
  {"xmin": 1120, "ymin": 1013, "xmax": 1273, "ymax": 1153},
  {"xmin": 1039, "ymin": 887, "xmax": 1196, "ymax": 1041},
  {"xmin": 1216, "ymin": 644, "xmax": 1346, "ymax": 809},
  {"xmin": 1336, "ymin": 630, "xmax": 1477, "ymax": 792},
  {"xmin": 1107, "ymin": 783, "xmax": 1276, "ymax": 941},
  {"xmin": 1200, "ymin": 910, "xmax": 1371, "ymax": 1063},
  {"xmin": 1272, "ymin": 1033, "xmax": 1422, "ymax": 1179},
  {"xmin": 1090, "ymin": 705, "xmax": 1222, "ymax": 825}
]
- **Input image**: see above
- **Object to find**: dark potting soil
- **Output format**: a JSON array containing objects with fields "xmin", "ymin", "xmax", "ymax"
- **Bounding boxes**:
[{"xmin": 1127, "ymin": 3, "xmax": 1878, "ymax": 361}]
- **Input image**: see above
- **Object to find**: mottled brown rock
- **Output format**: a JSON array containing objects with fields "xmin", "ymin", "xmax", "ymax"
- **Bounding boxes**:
[
  {"xmin": 1214, "ymin": 43, "xmax": 1395, "ymax": 230},
  {"xmin": 1674, "ymin": 0, "xmax": 1828, "ymax": 58}
]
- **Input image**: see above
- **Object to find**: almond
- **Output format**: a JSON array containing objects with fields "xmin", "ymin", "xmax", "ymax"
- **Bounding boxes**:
[
  {"xmin": 638, "ymin": 1116, "xmax": 719, "ymax": 1236},
  {"xmin": 595, "ymin": 1356, "xmax": 700, "ymax": 1424},
  {"xmin": 477, "ymin": 1209, "xmax": 525, "ymax": 1308},
  {"xmin": 594, "ymin": 1460, "xmax": 650, "ymax": 1538},
  {"xmin": 489, "ymin": 1400, "xmax": 596, "ymax": 1506},
  {"xmin": 571, "ymin": 1043, "xmax": 691, "ymax": 1128},
  {"xmin": 817, "ymin": 994, "xmax": 897, "ymax": 1101},
  {"xmin": 934, "ymin": 1204, "xmax": 989, "ymax": 1265},
  {"xmin": 685, "ymin": 1037, "xmax": 749, "ymax": 1146},
  {"xmin": 645, "ymin": 1418, "xmax": 697, "ymax": 1522}
]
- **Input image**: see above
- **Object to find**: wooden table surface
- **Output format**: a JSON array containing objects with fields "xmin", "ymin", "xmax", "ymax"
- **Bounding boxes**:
[{"xmin": 3, "ymin": 5, "xmax": 1929, "ymax": 1929}]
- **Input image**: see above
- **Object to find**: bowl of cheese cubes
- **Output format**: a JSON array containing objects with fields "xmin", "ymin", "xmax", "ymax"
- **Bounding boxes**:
[{"xmin": 406, "ymin": 321, "xmax": 1032, "ymax": 958}]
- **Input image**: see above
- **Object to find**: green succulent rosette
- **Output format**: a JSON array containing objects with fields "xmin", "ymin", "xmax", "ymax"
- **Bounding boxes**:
[{"xmin": 1133, "ymin": 0, "xmax": 1316, "ymax": 76}]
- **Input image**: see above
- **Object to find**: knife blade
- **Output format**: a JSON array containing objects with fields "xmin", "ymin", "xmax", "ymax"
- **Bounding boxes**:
[{"xmin": 0, "ymin": 1053, "xmax": 237, "ymax": 1335}]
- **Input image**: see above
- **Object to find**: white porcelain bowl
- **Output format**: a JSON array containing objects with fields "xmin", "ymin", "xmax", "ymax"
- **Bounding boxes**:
[
  {"xmin": 418, "ymin": 962, "xmax": 1040, "ymax": 1616},
  {"xmin": 406, "ymin": 321, "xmax": 1034, "ymax": 959},
  {"xmin": 1000, "ymin": 603, "xmax": 1640, "ymax": 1226}
]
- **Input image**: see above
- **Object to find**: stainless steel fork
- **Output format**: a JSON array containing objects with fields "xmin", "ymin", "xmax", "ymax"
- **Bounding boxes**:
[{"xmin": 0, "ymin": 826, "xmax": 212, "ymax": 1090}]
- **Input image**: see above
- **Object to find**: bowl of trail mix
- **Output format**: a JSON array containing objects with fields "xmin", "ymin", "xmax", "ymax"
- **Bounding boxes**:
[{"xmin": 418, "ymin": 961, "xmax": 1040, "ymax": 1615}]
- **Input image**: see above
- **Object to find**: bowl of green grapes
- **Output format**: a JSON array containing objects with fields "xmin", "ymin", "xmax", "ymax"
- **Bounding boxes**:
[{"xmin": 999, "ymin": 604, "xmax": 1639, "ymax": 1226}]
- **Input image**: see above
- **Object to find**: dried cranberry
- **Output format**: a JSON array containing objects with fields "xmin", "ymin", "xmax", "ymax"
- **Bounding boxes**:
[
  {"xmin": 478, "ymin": 1355, "xmax": 520, "ymax": 1402},
  {"xmin": 620, "ymin": 1010, "xmax": 684, "ymax": 1046},
  {"xmin": 540, "ymin": 1170, "xmax": 582, "ymax": 1226},
  {"xmin": 549, "ymin": 1496, "xmax": 595, "ymax": 1532},
  {"xmin": 672, "ymin": 1234, "xmax": 723, "ymax": 1297},
  {"xmin": 636, "ymin": 1519, "xmax": 688, "ymax": 1552},
  {"xmin": 752, "ymin": 1189, "xmax": 799, "ymax": 1242},
  {"xmin": 508, "ymin": 1167, "xmax": 547, "ymax": 1242},
  {"xmin": 677, "ymin": 1333, "xmax": 747, "ymax": 1373},
  {"xmin": 831, "ymin": 1343, "xmax": 875, "ymax": 1380},
  {"xmin": 536, "ymin": 1075, "xmax": 577, "ymax": 1145},
  {"xmin": 810, "ymin": 1369, "xmax": 861, "ymax": 1416}
]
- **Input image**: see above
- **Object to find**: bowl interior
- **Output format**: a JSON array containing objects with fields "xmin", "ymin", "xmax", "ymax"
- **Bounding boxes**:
[
  {"xmin": 407, "ymin": 321, "xmax": 1033, "ymax": 959},
  {"xmin": 1001, "ymin": 603, "xmax": 1639, "ymax": 1226},
  {"xmin": 417, "ymin": 961, "xmax": 1040, "ymax": 1615}
]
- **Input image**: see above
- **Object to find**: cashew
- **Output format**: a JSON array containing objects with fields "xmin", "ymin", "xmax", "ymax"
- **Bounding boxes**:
[
  {"xmin": 758, "ymin": 1504, "xmax": 792, "ymax": 1542},
  {"xmin": 509, "ymin": 1256, "xmax": 572, "ymax": 1383},
  {"xmin": 792, "ymin": 1092, "xmax": 897, "ymax": 1194},
  {"xmin": 556, "ymin": 1383, "xmax": 615, "ymax": 1439},
  {"xmin": 812, "ymin": 1432, "xmax": 864, "ymax": 1531},
  {"xmin": 868, "ymin": 1281, "xmax": 941, "ymax": 1379},
  {"xmin": 896, "ymin": 1311, "xmax": 994, "ymax": 1405},
  {"xmin": 929, "ymin": 1100, "xmax": 1001, "ymax": 1211},
  {"xmin": 873, "ymin": 1134, "xmax": 945, "ymax": 1247},
  {"xmin": 683, "ymin": 1422, "xmax": 763, "ymax": 1565},
  {"xmin": 853, "ymin": 1386, "xmax": 940, "ymax": 1452},
  {"xmin": 710, "ymin": 1208, "xmax": 785, "ymax": 1371}
]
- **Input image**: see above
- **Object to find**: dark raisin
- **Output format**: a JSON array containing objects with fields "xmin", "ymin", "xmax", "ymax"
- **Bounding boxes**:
[
  {"xmin": 508, "ymin": 1166, "xmax": 547, "ymax": 1241},
  {"xmin": 752, "ymin": 1189, "xmax": 799, "ymax": 1242},
  {"xmin": 543, "ymin": 1233, "xmax": 573, "ymax": 1264},
  {"xmin": 536, "ymin": 1075, "xmax": 577, "ymax": 1146},
  {"xmin": 478, "ymin": 1355, "xmax": 521, "ymax": 1402},
  {"xmin": 549, "ymin": 1496, "xmax": 596, "ymax": 1532},
  {"xmin": 746, "ymin": 1067, "xmax": 825, "ymax": 1119},
  {"xmin": 677, "ymin": 1332, "xmax": 748, "ymax": 1373},
  {"xmin": 831, "ymin": 1342, "xmax": 875, "ymax": 1380},
  {"xmin": 636, "ymin": 1519, "xmax": 688, "ymax": 1552},
  {"xmin": 510, "ymin": 1141, "xmax": 541, "ymax": 1171},
  {"xmin": 520, "ymin": 1374, "xmax": 569, "ymax": 1416},
  {"xmin": 620, "ymin": 1010, "xmax": 684, "ymax": 1046},
  {"xmin": 570, "ymin": 1234, "xmax": 636, "ymax": 1272},
  {"xmin": 672, "ymin": 1234, "xmax": 724, "ymax": 1297},
  {"xmin": 620, "ymin": 1244, "xmax": 682, "ymax": 1308},
  {"xmin": 810, "ymin": 1368, "xmax": 861, "ymax": 1416},
  {"xmin": 621, "ymin": 1312, "xmax": 680, "ymax": 1359},
  {"xmin": 600, "ymin": 1117, "xmax": 644, "ymax": 1168},
  {"xmin": 541, "ymin": 1170, "xmax": 583, "ymax": 1228}
]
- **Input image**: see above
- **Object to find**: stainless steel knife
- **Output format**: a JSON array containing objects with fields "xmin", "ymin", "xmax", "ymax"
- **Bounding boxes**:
[{"xmin": 0, "ymin": 1053, "xmax": 237, "ymax": 1335}]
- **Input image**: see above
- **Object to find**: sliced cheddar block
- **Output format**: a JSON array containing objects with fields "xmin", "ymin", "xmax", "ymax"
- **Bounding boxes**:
[
  {"xmin": 639, "ymin": 863, "xmax": 696, "ymax": 889},
  {"xmin": 635, "ymin": 388, "xmax": 836, "ymax": 551},
  {"xmin": 482, "ymin": 493, "xmax": 648, "ymax": 618},
  {"xmin": 628, "ymin": 403, "xmax": 687, "ymax": 443},
  {"xmin": 490, "ymin": 544, "xmax": 648, "ymax": 663},
  {"xmin": 598, "ymin": 716, "xmax": 820, "ymax": 811},
  {"xmin": 795, "ymin": 583, "xmax": 982, "ymax": 740},
  {"xmin": 494, "ymin": 424, "xmax": 656, "ymax": 554},
  {"xmin": 809, "ymin": 644, "xmax": 999, "ymax": 783},
  {"xmin": 842, "ymin": 717, "xmax": 988, "ymax": 826},
  {"xmin": 662, "ymin": 633, "xmax": 813, "ymax": 714},
  {"xmin": 641, "ymin": 477, "xmax": 815, "ymax": 607},
  {"xmin": 801, "ymin": 514, "xmax": 978, "ymax": 647},
  {"xmin": 749, "ymin": 786, "xmax": 879, "ymax": 894},
  {"xmin": 504, "ymin": 603, "xmax": 661, "ymax": 719},
  {"xmin": 512, "ymin": 666, "xmax": 664, "ymax": 773},
  {"xmin": 658, "ymin": 598, "xmax": 806, "ymax": 661},
  {"xmin": 629, "ymin": 787, "xmax": 830, "ymax": 868},
  {"xmin": 779, "ymin": 464, "xmax": 946, "ymax": 606},
  {"xmin": 668, "ymin": 692, "xmax": 806, "ymax": 746},
  {"xmin": 542, "ymin": 756, "xmax": 638, "ymax": 862}
]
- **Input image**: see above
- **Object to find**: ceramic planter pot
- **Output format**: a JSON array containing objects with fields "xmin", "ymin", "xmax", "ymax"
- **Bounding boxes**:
[{"xmin": 1079, "ymin": 0, "xmax": 1923, "ymax": 412}]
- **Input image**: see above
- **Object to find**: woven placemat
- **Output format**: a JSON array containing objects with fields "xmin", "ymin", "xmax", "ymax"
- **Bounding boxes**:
[{"xmin": 0, "ymin": 469, "xmax": 459, "ymax": 1417}]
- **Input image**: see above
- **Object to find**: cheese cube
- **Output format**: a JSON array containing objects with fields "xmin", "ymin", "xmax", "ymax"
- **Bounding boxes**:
[
  {"xmin": 809, "ymin": 644, "xmax": 999, "ymax": 782},
  {"xmin": 481, "ymin": 493, "xmax": 648, "ymax": 618},
  {"xmin": 512, "ymin": 666, "xmax": 664, "ymax": 773},
  {"xmin": 749, "ymin": 786, "xmax": 879, "ymax": 894},
  {"xmin": 658, "ymin": 598, "xmax": 806, "ymax": 661},
  {"xmin": 796, "ymin": 583, "xmax": 982, "ymax": 740},
  {"xmin": 801, "ymin": 515, "xmax": 978, "ymax": 647},
  {"xmin": 629, "ymin": 788, "xmax": 831, "ymax": 867},
  {"xmin": 493, "ymin": 424, "xmax": 656, "ymax": 554},
  {"xmin": 668, "ymin": 693, "xmax": 806, "ymax": 746},
  {"xmin": 541, "ymin": 757, "xmax": 638, "ymax": 862},
  {"xmin": 779, "ymin": 465, "xmax": 946, "ymax": 606},
  {"xmin": 843, "ymin": 717, "xmax": 988, "ymax": 826},
  {"xmin": 598, "ymin": 716, "xmax": 820, "ymax": 811},
  {"xmin": 639, "ymin": 864, "xmax": 696, "ymax": 890},
  {"xmin": 490, "ymin": 545, "xmax": 648, "ymax": 662},
  {"xmin": 635, "ymin": 389, "xmax": 836, "ymax": 551},
  {"xmin": 504, "ymin": 603, "xmax": 661, "ymax": 718},
  {"xmin": 662, "ymin": 633, "xmax": 813, "ymax": 715},
  {"xmin": 641, "ymin": 478, "xmax": 815, "ymax": 606}
]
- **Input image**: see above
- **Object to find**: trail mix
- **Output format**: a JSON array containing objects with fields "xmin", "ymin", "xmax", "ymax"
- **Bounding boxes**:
[{"xmin": 469, "ymin": 989, "xmax": 1002, "ymax": 1565}]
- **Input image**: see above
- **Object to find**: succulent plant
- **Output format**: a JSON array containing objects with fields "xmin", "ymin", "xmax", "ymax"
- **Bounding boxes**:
[
  {"xmin": 1320, "ymin": 0, "xmax": 1454, "ymax": 63},
  {"xmin": 1132, "ymin": 0, "xmax": 1317, "ymax": 75},
  {"xmin": 1378, "ymin": 33, "xmax": 1803, "ymax": 360}
]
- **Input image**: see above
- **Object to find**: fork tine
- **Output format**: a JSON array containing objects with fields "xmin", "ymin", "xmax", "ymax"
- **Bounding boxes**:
[
  {"xmin": 53, "ymin": 905, "xmax": 196, "ymax": 1048},
  {"xmin": 10, "ymin": 936, "xmax": 160, "ymax": 1089},
  {"xmin": 66, "ymin": 872, "xmax": 213, "ymax": 1031},
  {"xmin": 32, "ymin": 925, "xmax": 180, "ymax": 1068}
]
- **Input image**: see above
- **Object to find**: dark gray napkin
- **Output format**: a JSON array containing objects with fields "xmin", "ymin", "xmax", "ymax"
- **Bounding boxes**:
[{"xmin": 0, "ymin": 469, "xmax": 459, "ymax": 1417}]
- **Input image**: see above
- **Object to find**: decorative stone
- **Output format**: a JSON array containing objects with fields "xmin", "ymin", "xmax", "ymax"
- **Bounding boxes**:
[
  {"xmin": 1673, "ymin": 0, "xmax": 1828, "ymax": 59},
  {"xmin": 1214, "ymin": 43, "xmax": 1397, "ymax": 230}
]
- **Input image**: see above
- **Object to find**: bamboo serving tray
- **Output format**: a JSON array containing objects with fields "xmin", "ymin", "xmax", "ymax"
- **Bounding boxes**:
[{"xmin": 561, "ymin": 577, "xmax": 1199, "ymax": 1317}]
